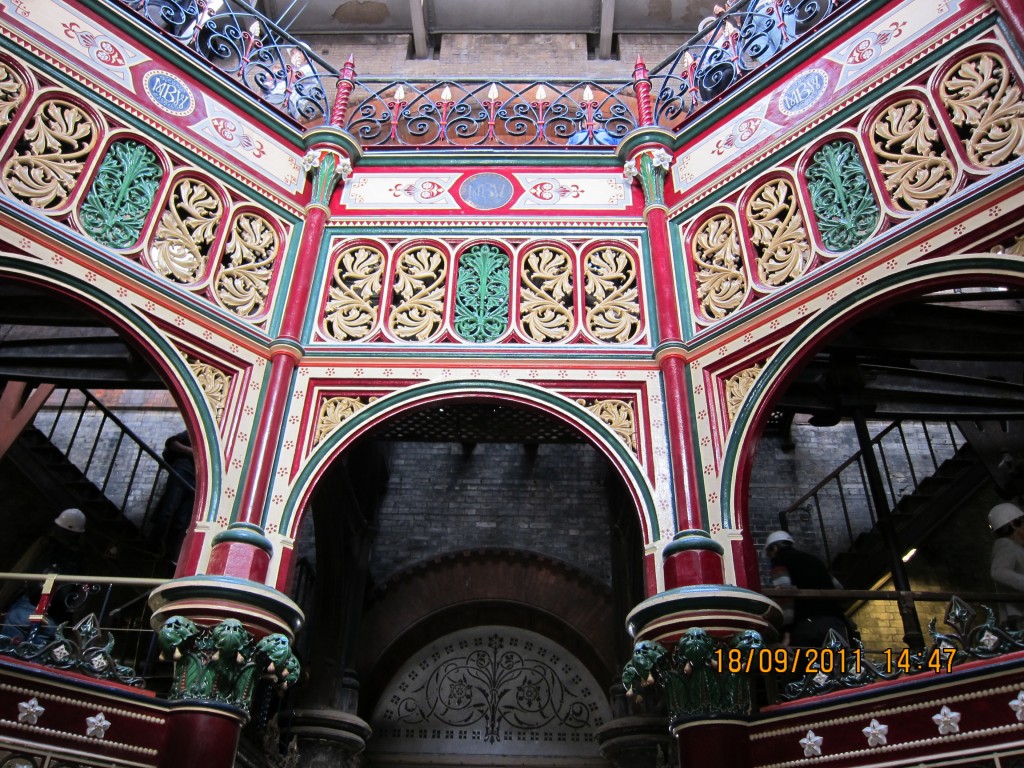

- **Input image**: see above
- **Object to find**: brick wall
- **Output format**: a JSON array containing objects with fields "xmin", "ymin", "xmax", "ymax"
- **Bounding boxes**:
[
  {"xmin": 302, "ymin": 32, "xmax": 688, "ymax": 79},
  {"xmin": 370, "ymin": 442, "xmax": 615, "ymax": 588}
]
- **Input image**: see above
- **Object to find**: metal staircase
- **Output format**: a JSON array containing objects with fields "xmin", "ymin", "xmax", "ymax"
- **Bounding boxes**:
[{"xmin": 780, "ymin": 420, "xmax": 990, "ymax": 590}]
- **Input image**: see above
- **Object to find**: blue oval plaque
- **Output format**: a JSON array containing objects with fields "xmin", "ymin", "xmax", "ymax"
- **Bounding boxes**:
[
  {"xmin": 144, "ymin": 70, "xmax": 195, "ymax": 116},
  {"xmin": 779, "ymin": 69, "xmax": 828, "ymax": 117},
  {"xmin": 460, "ymin": 173, "xmax": 514, "ymax": 210}
]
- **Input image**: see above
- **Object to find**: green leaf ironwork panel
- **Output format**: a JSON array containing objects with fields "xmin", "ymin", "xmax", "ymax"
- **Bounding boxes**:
[
  {"xmin": 806, "ymin": 140, "xmax": 880, "ymax": 253},
  {"xmin": 454, "ymin": 243, "xmax": 510, "ymax": 343},
  {"xmin": 80, "ymin": 140, "xmax": 162, "ymax": 249}
]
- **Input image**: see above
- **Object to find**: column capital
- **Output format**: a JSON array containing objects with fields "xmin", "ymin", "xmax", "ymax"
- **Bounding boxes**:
[{"xmin": 623, "ymin": 144, "xmax": 674, "ymax": 210}]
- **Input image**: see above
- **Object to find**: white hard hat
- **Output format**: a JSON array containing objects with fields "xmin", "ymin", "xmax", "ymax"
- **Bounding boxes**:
[
  {"xmin": 54, "ymin": 508, "xmax": 86, "ymax": 533},
  {"xmin": 988, "ymin": 502, "xmax": 1024, "ymax": 531},
  {"xmin": 764, "ymin": 530, "xmax": 794, "ymax": 553}
]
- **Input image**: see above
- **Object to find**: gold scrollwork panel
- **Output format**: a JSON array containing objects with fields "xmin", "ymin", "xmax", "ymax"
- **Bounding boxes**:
[
  {"xmin": 323, "ymin": 244, "xmax": 385, "ymax": 341},
  {"xmin": 579, "ymin": 398, "xmax": 637, "ymax": 453},
  {"xmin": 149, "ymin": 177, "xmax": 224, "ymax": 285},
  {"xmin": 746, "ymin": 178, "xmax": 812, "ymax": 288},
  {"xmin": 388, "ymin": 245, "xmax": 448, "ymax": 341},
  {"xmin": 583, "ymin": 246, "xmax": 641, "ymax": 343},
  {"xmin": 214, "ymin": 212, "xmax": 280, "ymax": 319},
  {"xmin": 940, "ymin": 51, "xmax": 1024, "ymax": 168},
  {"xmin": 316, "ymin": 396, "xmax": 374, "ymax": 445},
  {"xmin": 520, "ymin": 245, "xmax": 575, "ymax": 342},
  {"xmin": 3, "ymin": 99, "xmax": 97, "ymax": 210},
  {"xmin": 693, "ymin": 213, "xmax": 748, "ymax": 320},
  {"xmin": 0, "ymin": 61, "xmax": 27, "ymax": 134},
  {"xmin": 725, "ymin": 364, "xmax": 763, "ymax": 423},
  {"xmin": 187, "ymin": 357, "xmax": 231, "ymax": 424},
  {"xmin": 870, "ymin": 98, "xmax": 955, "ymax": 211}
]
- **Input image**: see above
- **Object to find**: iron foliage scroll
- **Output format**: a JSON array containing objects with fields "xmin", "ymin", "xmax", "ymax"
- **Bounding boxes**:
[
  {"xmin": 0, "ymin": 613, "xmax": 143, "ymax": 687},
  {"xmin": 781, "ymin": 597, "xmax": 1024, "ymax": 701},
  {"xmin": 345, "ymin": 80, "xmax": 636, "ymax": 148},
  {"xmin": 649, "ymin": 0, "xmax": 842, "ymax": 125},
  {"xmin": 114, "ymin": 0, "xmax": 335, "ymax": 122}
]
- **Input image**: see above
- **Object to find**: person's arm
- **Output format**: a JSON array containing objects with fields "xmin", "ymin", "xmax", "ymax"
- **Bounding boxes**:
[
  {"xmin": 991, "ymin": 540, "xmax": 1024, "ymax": 591},
  {"xmin": 771, "ymin": 564, "xmax": 796, "ymax": 632}
]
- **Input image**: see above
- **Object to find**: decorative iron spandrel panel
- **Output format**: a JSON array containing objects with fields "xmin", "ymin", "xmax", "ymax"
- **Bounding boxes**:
[
  {"xmin": 2, "ymin": 98, "xmax": 97, "ymax": 212},
  {"xmin": 369, "ymin": 626, "xmax": 610, "ymax": 758},
  {"xmin": 213, "ymin": 211, "xmax": 280, "ymax": 319},
  {"xmin": 323, "ymin": 243, "xmax": 385, "ymax": 341},
  {"xmin": 519, "ymin": 244, "xmax": 575, "ymax": 342},
  {"xmin": 454, "ymin": 243, "xmax": 511, "ymax": 343},
  {"xmin": 148, "ymin": 176, "xmax": 225, "ymax": 285},
  {"xmin": 79, "ymin": 139, "xmax": 163, "ymax": 249},
  {"xmin": 940, "ymin": 50, "xmax": 1024, "ymax": 169},
  {"xmin": 0, "ymin": 60, "xmax": 28, "ymax": 138}
]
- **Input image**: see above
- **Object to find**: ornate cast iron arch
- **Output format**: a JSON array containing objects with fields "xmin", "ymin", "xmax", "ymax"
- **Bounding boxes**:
[
  {"xmin": 719, "ymin": 253, "xmax": 1024, "ymax": 536},
  {"xmin": 278, "ymin": 378, "xmax": 660, "ymax": 562}
]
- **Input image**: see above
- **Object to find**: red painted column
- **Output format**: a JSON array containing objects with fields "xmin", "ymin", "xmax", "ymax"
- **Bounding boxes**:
[
  {"xmin": 623, "ymin": 59, "xmax": 713, "ymax": 583},
  {"xmin": 207, "ymin": 63, "xmax": 361, "ymax": 580}
]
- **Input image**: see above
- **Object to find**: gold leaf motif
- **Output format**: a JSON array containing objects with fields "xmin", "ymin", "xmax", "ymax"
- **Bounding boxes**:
[
  {"xmin": 149, "ymin": 178, "xmax": 223, "ymax": 284},
  {"xmin": 579, "ymin": 398, "xmax": 637, "ymax": 453},
  {"xmin": 187, "ymin": 357, "xmax": 230, "ymax": 423},
  {"xmin": 940, "ymin": 52, "xmax": 1024, "ymax": 168},
  {"xmin": 316, "ymin": 396, "xmax": 372, "ymax": 445},
  {"xmin": 747, "ymin": 179, "xmax": 812, "ymax": 287},
  {"xmin": 0, "ymin": 62, "xmax": 27, "ymax": 130},
  {"xmin": 694, "ymin": 213, "xmax": 747, "ymax": 320},
  {"xmin": 388, "ymin": 245, "xmax": 447, "ymax": 341},
  {"xmin": 583, "ymin": 247, "xmax": 640, "ymax": 343},
  {"xmin": 520, "ymin": 246, "xmax": 574, "ymax": 341},
  {"xmin": 871, "ymin": 99, "xmax": 954, "ymax": 211},
  {"xmin": 726, "ymin": 364, "xmax": 762, "ymax": 422},
  {"xmin": 215, "ymin": 213, "xmax": 279, "ymax": 318},
  {"xmin": 324, "ymin": 245, "xmax": 385, "ymax": 340},
  {"xmin": 3, "ymin": 100, "xmax": 96, "ymax": 209}
]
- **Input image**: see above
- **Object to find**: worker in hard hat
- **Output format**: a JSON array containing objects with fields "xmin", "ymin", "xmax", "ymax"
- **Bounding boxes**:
[
  {"xmin": 763, "ymin": 530, "xmax": 853, "ymax": 647},
  {"xmin": 988, "ymin": 502, "xmax": 1024, "ymax": 625},
  {"xmin": 0, "ymin": 508, "xmax": 87, "ymax": 642}
]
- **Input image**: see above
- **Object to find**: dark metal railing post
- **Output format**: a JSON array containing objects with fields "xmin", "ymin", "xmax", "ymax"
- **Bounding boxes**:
[{"xmin": 852, "ymin": 407, "xmax": 924, "ymax": 650}]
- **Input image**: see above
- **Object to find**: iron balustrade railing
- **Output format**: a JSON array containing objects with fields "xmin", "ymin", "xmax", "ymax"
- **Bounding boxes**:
[
  {"xmin": 0, "ymin": 573, "xmax": 168, "ymax": 687},
  {"xmin": 647, "ymin": 0, "xmax": 846, "ymax": 127},
  {"xmin": 112, "ymin": 0, "xmax": 336, "ymax": 122},
  {"xmin": 778, "ymin": 420, "xmax": 967, "ymax": 565},
  {"xmin": 106, "ymin": 0, "xmax": 849, "ymax": 145},
  {"xmin": 345, "ymin": 79, "xmax": 638, "ymax": 149},
  {"xmin": 33, "ymin": 388, "xmax": 195, "ymax": 552}
]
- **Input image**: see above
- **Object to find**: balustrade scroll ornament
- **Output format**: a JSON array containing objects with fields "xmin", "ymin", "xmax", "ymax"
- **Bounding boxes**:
[
  {"xmin": 519, "ymin": 246, "xmax": 574, "ymax": 342},
  {"xmin": 302, "ymin": 149, "xmax": 352, "ymax": 207},
  {"xmin": 157, "ymin": 616, "xmax": 300, "ymax": 711},
  {"xmin": 578, "ymin": 399, "xmax": 637, "ymax": 452},
  {"xmin": 454, "ymin": 244, "xmax": 510, "ymax": 343},
  {"xmin": 80, "ymin": 140, "xmax": 163, "ymax": 249},
  {"xmin": 940, "ymin": 52, "xmax": 1024, "ymax": 168},
  {"xmin": 388, "ymin": 245, "xmax": 447, "ymax": 341},
  {"xmin": 0, "ymin": 614, "xmax": 143, "ymax": 687},
  {"xmin": 747, "ymin": 179, "xmax": 812, "ymax": 287},
  {"xmin": 623, "ymin": 148, "xmax": 672, "ymax": 208},
  {"xmin": 214, "ymin": 212, "xmax": 279, "ymax": 318},
  {"xmin": 621, "ymin": 629, "xmax": 763, "ymax": 720},
  {"xmin": 3, "ymin": 100, "xmax": 96, "ymax": 210},
  {"xmin": 150, "ymin": 178, "xmax": 223, "ymax": 284},
  {"xmin": 725, "ymin": 364, "xmax": 762, "ymax": 422},
  {"xmin": 870, "ymin": 99, "xmax": 954, "ymax": 212},
  {"xmin": 806, "ymin": 141, "xmax": 880, "ymax": 252},
  {"xmin": 0, "ymin": 62, "xmax": 26, "ymax": 131},
  {"xmin": 187, "ymin": 357, "xmax": 230, "ymax": 423},
  {"xmin": 315, "ymin": 396, "xmax": 373, "ymax": 445},
  {"xmin": 584, "ymin": 247, "xmax": 641, "ymax": 342},
  {"xmin": 694, "ymin": 213, "xmax": 747, "ymax": 320},
  {"xmin": 323, "ymin": 245, "xmax": 384, "ymax": 341}
]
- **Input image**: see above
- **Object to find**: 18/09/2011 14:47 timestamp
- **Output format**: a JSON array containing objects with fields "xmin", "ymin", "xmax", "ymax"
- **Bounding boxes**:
[{"xmin": 712, "ymin": 646, "xmax": 958, "ymax": 675}]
